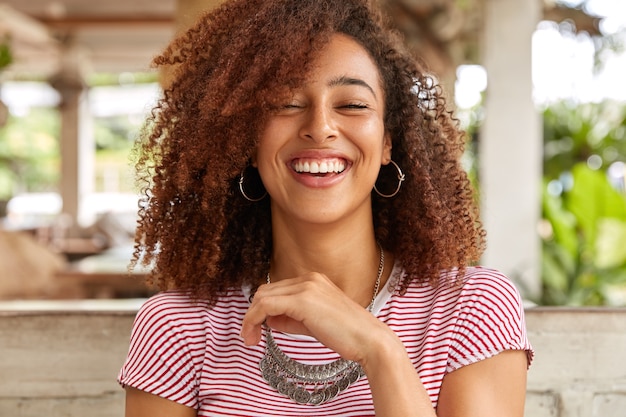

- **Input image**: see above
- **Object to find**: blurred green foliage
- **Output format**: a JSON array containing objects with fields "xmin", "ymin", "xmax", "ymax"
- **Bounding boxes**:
[
  {"xmin": 543, "ymin": 101, "xmax": 626, "ymax": 178},
  {"xmin": 540, "ymin": 100, "xmax": 626, "ymax": 306},
  {"xmin": 0, "ymin": 109, "xmax": 137, "ymax": 201},
  {"xmin": 0, "ymin": 108, "xmax": 60, "ymax": 199},
  {"xmin": 0, "ymin": 37, "xmax": 13, "ymax": 70}
]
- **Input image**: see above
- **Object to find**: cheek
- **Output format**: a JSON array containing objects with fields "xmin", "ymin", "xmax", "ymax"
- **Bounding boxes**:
[
  {"xmin": 258, "ymin": 116, "xmax": 289, "ymax": 144},
  {"xmin": 256, "ymin": 124, "xmax": 280, "ymax": 161},
  {"xmin": 255, "ymin": 129, "xmax": 283, "ymax": 180},
  {"xmin": 254, "ymin": 144, "xmax": 271, "ymax": 172},
  {"xmin": 256, "ymin": 116, "xmax": 298, "ymax": 161},
  {"xmin": 348, "ymin": 119, "xmax": 387, "ymax": 150}
]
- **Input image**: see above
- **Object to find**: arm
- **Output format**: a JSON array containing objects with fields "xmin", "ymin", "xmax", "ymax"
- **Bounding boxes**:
[
  {"xmin": 437, "ymin": 350, "xmax": 529, "ymax": 417},
  {"xmin": 125, "ymin": 387, "xmax": 196, "ymax": 417},
  {"xmin": 360, "ymin": 323, "xmax": 437, "ymax": 417},
  {"xmin": 349, "ymin": 320, "xmax": 529, "ymax": 417}
]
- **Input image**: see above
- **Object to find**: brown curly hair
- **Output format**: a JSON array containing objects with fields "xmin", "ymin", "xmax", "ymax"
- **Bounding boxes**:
[{"xmin": 131, "ymin": 0, "xmax": 486, "ymax": 303}]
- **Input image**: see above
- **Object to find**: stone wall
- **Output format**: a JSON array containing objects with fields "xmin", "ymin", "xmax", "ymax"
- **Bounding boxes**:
[
  {"xmin": 0, "ymin": 305, "xmax": 625, "ymax": 416},
  {"xmin": 0, "ymin": 306, "xmax": 134, "ymax": 417},
  {"xmin": 525, "ymin": 308, "xmax": 626, "ymax": 417}
]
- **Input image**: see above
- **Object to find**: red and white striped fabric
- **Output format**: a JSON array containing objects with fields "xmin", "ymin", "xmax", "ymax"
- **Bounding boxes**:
[{"xmin": 118, "ymin": 264, "xmax": 533, "ymax": 416}]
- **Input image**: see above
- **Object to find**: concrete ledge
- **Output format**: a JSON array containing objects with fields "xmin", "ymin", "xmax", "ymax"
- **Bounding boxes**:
[
  {"xmin": 1, "ymin": 304, "xmax": 625, "ymax": 416},
  {"xmin": 0, "ymin": 305, "xmax": 136, "ymax": 417},
  {"xmin": 525, "ymin": 308, "xmax": 626, "ymax": 417}
]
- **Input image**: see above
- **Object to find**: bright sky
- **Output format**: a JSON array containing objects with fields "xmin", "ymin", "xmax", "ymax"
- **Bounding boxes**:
[
  {"xmin": 456, "ymin": 0, "xmax": 626, "ymax": 108},
  {"xmin": 532, "ymin": 4, "xmax": 626, "ymax": 104}
]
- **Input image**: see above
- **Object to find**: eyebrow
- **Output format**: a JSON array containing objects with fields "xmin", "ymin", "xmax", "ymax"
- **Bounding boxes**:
[{"xmin": 328, "ymin": 75, "xmax": 377, "ymax": 98}]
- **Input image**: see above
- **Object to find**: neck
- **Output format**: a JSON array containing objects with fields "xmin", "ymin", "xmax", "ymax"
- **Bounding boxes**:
[{"xmin": 269, "ymin": 214, "xmax": 389, "ymax": 307}]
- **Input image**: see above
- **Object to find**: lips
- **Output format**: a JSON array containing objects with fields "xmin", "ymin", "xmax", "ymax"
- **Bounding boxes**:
[{"xmin": 291, "ymin": 158, "xmax": 347, "ymax": 175}]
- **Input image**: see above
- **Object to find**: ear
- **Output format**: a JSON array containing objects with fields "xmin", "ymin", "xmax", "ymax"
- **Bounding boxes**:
[{"xmin": 381, "ymin": 132, "xmax": 392, "ymax": 165}]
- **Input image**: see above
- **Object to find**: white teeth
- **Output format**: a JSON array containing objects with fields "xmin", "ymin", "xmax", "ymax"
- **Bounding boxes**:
[{"xmin": 294, "ymin": 159, "xmax": 346, "ymax": 174}]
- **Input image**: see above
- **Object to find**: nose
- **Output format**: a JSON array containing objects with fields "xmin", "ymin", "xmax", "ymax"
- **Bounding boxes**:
[{"xmin": 299, "ymin": 105, "xmax": 338, "ymax": 143}]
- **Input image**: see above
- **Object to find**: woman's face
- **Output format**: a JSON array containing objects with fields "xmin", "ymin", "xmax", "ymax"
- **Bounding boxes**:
[{"xmin": 255, "ymin": 33, "xmax": 391, "ymax": 227}]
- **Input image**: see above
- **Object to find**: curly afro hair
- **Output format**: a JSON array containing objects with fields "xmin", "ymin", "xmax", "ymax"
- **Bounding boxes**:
[{"xmin": 131, "ymin": 0, "xmax": 486, "ymax": 303}]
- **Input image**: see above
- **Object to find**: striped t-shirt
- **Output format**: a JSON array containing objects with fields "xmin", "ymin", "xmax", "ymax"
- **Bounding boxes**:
[{"xmin": 118, "ymin": 263, "xmax": 533, "ymax": 416}]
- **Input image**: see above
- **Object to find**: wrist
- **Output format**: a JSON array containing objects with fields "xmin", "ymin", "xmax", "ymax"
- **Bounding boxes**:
[{"xmin": 358, "ymin": 325, "xmax": 408, "ymax": 376}]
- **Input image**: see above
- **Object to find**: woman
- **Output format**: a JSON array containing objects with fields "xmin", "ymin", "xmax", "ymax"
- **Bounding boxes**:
[{"xmin": 119, "ymin": 0, "xmax": 533, "ymax": 416}]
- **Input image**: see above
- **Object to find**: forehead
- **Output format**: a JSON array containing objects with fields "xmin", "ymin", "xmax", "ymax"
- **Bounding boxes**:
[{"xmin": 304, "ymin": 33, "xmax": 383, "ymax": 92}]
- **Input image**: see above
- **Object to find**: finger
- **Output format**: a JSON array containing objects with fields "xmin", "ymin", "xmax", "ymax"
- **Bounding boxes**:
[
  {"xmin": 240, "ymin": 274, "xmax": 341, "ymax": 346},
  {"xmin": 241, "ymin": 280, "xmax": 319, "ymax": 345},
  {"xmin": 266, "ymin": 315, "xmax": 313, "ymax": 337},
  {"xmin": 240, "ymin": 321, "xmax": 263, "ymax": 346},
  {"xmin": 240, "ymin": 286, "xmax": 289, "ymax": 346},
  {"xmin": 241, "ymin": 293, "xmax": 303, "ymax": 343}
]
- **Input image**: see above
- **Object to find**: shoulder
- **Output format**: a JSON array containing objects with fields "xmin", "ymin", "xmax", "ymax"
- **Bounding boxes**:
[
  {"xmin": 445, "ymin": 267, "xmax": 532, "ymax": 362},
  {"xmin": 400, "ymin": 266, "xmax": 525, "ymax": 313},
  {"xmin": 387, "ymin": 265, "xmax": 526, "ymax": 329},
  {"xmin": 135, "ymin": 291, "xmax": 210, "ymax": 320},
  {"xmin": 423, "ymin": 267, "xmax": 535, "ymax": 372},
  {"xmin": 136, "ymin": 291, "xmax": 210, "ymax": 313},
  {"xmin": 455, "ymin": 266, "xmax": 525, "ymax": 307},
  {"xmin": 131, "ymin": 291, "xmax": 212, "ymax": 340},
  {"xmin": 389, "ymin": 265, "xmax": 533, "ymax": 372},
  {"xmin": 413, "ymin": 266, "xmax": 530, "ymax": 340},
  {"xmin": 120, "ymin": 292, "xmax": 212, "ymax": 407},
  {"xmin": 427, "ymin": 266, "xmax": 527, "ymax": 325},
  {"xmin": 459, "ymin": 267, "xmax": 527, "ymax": 321}
]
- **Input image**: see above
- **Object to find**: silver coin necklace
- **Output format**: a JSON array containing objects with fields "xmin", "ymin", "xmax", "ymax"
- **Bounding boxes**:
[{"xmin": 259, "ymin": 243, "xmax": 384, "ymax": 406}]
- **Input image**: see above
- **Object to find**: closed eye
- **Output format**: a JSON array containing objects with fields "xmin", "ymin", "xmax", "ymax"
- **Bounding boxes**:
[
  {"xmin": 338, "ymin": 102, "xmax": 370, "ymax": 110},
  {"xmin": 343, "ymin": 103, "xmax": 368, "ymax": 109},
  {"xmin": 273, "ymin": 103, "xmax": 304, "ymax": 114}
]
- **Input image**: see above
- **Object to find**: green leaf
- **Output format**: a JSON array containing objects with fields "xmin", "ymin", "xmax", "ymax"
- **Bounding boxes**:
[
  {"xmin": 541, "ymin": 241, "xmax": 575, "ymax": 292},
  {"xmin": 566, "ymin": 163, "xmax": 626, "ymax": 245},
  {"xmin": 542, "ymin": 184, "xmax": 578, "ymax": 258},
  {"xmin": 570, "ymin": 272, "xmax": 604, "ymax": 306},
  {"xmin": 595, "ymin": 218, "xmax": 626, "ymax": 269}
]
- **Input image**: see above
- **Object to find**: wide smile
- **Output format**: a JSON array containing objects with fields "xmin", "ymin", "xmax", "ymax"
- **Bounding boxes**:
[{"xmin": 291, "ymin": 158, "xmax": 347, "ymax": 175}]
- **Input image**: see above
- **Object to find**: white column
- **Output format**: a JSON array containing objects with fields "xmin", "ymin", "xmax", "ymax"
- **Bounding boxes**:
[
  {"xmin": 50, "ymin": 39, "xmax": 95, "ymax": 231},
  {"xmin": 480, "ymin": 0, "xmax": 541, "ymax": 299}
]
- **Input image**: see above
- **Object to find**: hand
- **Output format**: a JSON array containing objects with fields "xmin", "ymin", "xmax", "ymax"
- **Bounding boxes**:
[
  {"xmin": 240, "ymin": 272, "xmax": 388, "ymax": 364},
  {"xmin": 241, "ymin": 272, "xmax": 439, "ymax": 417}
]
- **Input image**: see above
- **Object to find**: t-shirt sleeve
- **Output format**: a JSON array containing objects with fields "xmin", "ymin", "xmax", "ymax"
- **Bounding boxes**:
[
  {"xmin": 446, "ymin": 268, "xmax": 534, "ymax": 373},
  {"xmin": 118, "ymin": 292, "xmax": 207, "ymax": 408}
]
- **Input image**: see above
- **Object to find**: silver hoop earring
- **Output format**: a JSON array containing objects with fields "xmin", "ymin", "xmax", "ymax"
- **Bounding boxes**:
[
  {"xmin": 239, "ymin": 170, "xmax": 267, "ymax": 202},
  {"xmin": 374, "ymin": 160, "xmax": 405, "ymax": 198}
]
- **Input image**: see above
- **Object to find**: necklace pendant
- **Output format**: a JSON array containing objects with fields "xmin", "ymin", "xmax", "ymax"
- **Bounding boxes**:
[
  {"xmin": 309, "ymin": 389, "xmax": 325, "ymax": 405},
  {"xmin": 260, "ymin": 327, "xmax": 366, "ymax": 405},
  {"xmin": 293, "ymin": 387, "xmax": 311, "ymax": 404},
  {"xmin": 260, "ymin": 242, "xmax": 383, "ymax": 405}
]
